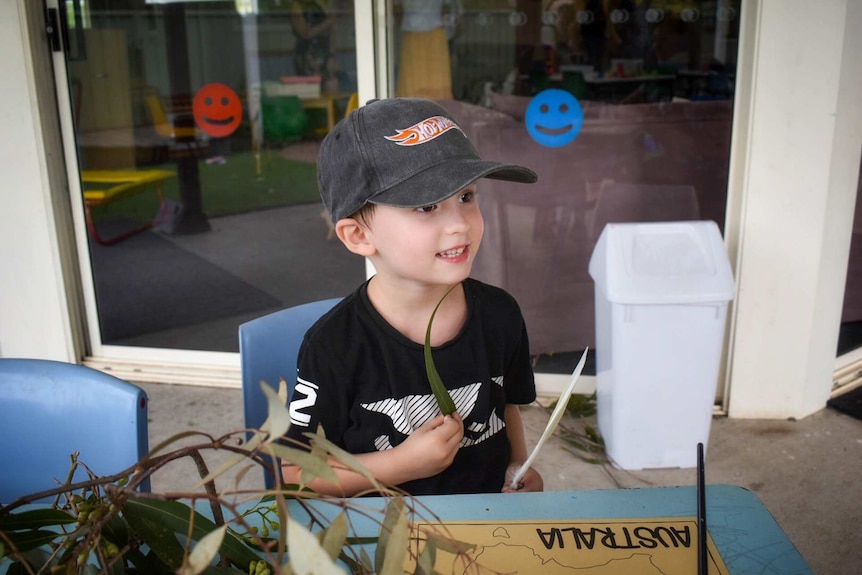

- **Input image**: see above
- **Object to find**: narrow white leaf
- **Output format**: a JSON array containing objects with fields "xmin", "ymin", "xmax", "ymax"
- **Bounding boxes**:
[
  {"xmin": 379, "ymin": 500, "xmax": 408, "ymax": 575},
  {"xmin": 286, "ymin": 516, "xmax": 344, "ymax": 575},
  {"xmin": 262, "ymin": 380, "xmax": 292, "ymax": 438},
  {"xmin": 509, "ymin": 347, "xmax": 589, "ymax": 488},
  {"xmin": 178, "ymin": 524, "xmax": 227, "ymax": 575}
]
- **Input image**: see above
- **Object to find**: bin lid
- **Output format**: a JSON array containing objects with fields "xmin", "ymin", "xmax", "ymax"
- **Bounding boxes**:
[{"xmin": 588, "ymin": 221, "xmax": 735, "ymax": 304}]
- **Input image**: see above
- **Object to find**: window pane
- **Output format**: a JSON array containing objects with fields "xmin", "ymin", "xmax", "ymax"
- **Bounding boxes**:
[
  {"xmin": 393, "ymin": 0, "xmax": 741, "ymax": 370},
  {"xmin": 67, "ymin": 0, "xmax": 362, "ymax": 352}
]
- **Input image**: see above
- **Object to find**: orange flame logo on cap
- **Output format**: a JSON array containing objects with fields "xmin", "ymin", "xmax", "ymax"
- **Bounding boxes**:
[{"xmin": 384, "ymin": 116, "xmax": 463, "ymax": 146}]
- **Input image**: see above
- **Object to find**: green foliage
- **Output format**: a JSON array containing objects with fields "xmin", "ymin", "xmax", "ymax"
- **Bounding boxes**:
[
  {"xmin": 261, "ymin": 95, "xmax": 308, "ymax": 145},
  {"xmin": 0, "ymin": 380, "xmax": 475, "ymax": 574}
]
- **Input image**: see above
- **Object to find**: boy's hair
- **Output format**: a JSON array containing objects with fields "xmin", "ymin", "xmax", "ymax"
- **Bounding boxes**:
[
  {"xmin": 350, "ymin": 203, "xmax": 376, "ymax": 227},
  {"xmin": 317, "ymin": 98, "xmax": 537, "ymax": 225}
]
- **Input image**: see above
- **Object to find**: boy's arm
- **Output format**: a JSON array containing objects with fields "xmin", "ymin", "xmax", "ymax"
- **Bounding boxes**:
[
  {"xmin": 503, "ymin": 404, "xmax": 544, "ymax": 492},
  {"xmin": 282, "ymin": 413, "xmax": 464, "ymax": 496}
]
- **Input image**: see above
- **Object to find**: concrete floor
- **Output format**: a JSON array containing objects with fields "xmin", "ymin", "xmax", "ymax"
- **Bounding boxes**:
[{"xmin": 140, "ymin": 380, "xmax": 862, "ymax": 575}]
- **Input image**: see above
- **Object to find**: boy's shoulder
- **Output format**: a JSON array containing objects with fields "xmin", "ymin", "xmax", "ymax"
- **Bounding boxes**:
[
  {"xmin": 302, "ymin": 286, "xmax": 364, "ymax": 343},
  {"xmin": 464, "ymin": 277, "xmax": 521, "ymax": 311}
]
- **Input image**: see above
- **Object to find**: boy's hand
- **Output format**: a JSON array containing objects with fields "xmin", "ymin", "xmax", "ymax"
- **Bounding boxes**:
[
  {"xmin": 398, "ymin": 413, "xmax": 464, "ymax": 479},
  {"xmin": 502, "ymin": 463, "xmax": 544, "ymax": 493}
]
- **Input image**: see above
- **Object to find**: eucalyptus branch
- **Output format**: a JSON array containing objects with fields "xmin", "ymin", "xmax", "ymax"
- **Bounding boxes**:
[
  {"xmin": 0, "ymin": 379, "xmax": 524, "ymax": 574},
  {"xmin": 188, "ymin": 450, "xmax": 225, "ymax": 528}
]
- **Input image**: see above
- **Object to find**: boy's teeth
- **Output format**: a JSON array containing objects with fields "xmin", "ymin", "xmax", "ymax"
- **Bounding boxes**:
[{"xmin": 439, "ymin": 247, "xmax": 465, "ymax": 257}]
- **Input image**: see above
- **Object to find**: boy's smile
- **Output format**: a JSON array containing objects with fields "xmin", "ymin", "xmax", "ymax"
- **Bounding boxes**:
[{"xmin": 437, "ymin": 244, "xmax": 470, "ymax": 263}]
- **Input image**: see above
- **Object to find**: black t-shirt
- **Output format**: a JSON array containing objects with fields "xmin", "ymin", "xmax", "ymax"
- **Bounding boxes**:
[{"xmin": 285, "ymin": 278, "xmax": 536, "ymax": 495}]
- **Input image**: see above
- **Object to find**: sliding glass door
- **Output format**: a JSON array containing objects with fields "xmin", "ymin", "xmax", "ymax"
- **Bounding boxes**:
[
  {"xmin": 51, "ymin": 0, "xmax": 744, "ymax": 396},
  {"xmin": 52, "ymin": 0, "xmax": 365, "ymax": 367}
]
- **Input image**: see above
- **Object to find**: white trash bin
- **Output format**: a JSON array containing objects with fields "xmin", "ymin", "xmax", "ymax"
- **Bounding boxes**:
[{"xmin": 588, "ymin": 221, "xmax": 735, "ymax": 470}]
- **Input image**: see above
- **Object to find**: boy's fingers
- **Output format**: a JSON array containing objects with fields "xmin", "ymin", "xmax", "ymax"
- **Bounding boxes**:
[{"xmin": 422, "ymin": 414, "xmax": 448, "ymax": 431}]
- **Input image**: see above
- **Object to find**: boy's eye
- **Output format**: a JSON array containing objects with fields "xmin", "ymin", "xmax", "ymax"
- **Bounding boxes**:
[
  {"xmin": 459, "ymin": 190, "xmax": 476, "ymax": 203},
  {"xmin": 416, "ymin": 204, "xmax": 437, "ymax": 213}
]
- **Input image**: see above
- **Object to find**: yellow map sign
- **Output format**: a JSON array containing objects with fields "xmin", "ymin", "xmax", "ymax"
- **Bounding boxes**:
[{"xmin": 409, "ymin": 517, "xmax": 730, "ymax": 574}]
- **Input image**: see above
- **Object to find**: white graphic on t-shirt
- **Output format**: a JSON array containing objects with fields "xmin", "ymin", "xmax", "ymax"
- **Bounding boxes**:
[
  {"xmin": 289, "ymin": 378, "xmax": 319, "ymax": 427},
  {"xmin": 374, "ymin": 435, "xmax": 392, "ymax": 451},
  {"xmin": 460, "ymin": 408, "xmax": 505, "ymax": 448},
  {"xmin": 361, "ymin": 381, "xmax": 507, "ymax": 451},
  {"xmin": 361, "ymin": 382, "xmax": 481, "ymax": 435},
  {"xmin": 467, "ymin": 421, "xmax": 486, "ymax": 433}
]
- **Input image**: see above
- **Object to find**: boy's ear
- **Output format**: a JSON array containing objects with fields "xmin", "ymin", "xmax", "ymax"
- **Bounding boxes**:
[{"xmin": 335, "ymin": 218, "xmax": 376, "ymax": 256}]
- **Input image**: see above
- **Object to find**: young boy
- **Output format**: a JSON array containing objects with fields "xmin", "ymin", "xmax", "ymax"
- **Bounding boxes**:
[{"xmin": 283, "ymin": 97, "xmax": 543, "ymax": 496}]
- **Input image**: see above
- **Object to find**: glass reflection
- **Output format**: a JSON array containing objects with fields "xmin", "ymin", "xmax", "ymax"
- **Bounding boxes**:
[
  {"xmin": 66, "ymin": 0, "xmax": 363, "ymax": 352},
  {"xmin": 393, "ymin": 0, "xmax": 740, "ymax": 370}
]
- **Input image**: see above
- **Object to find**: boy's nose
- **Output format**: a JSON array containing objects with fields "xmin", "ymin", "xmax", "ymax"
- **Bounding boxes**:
[{"xmin": 442, "ymin": 207, "xmax": 470, "ymax": 232}]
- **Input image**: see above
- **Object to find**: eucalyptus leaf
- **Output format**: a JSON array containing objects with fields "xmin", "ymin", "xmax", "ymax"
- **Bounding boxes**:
[
  {"xmin": 425, "ymin": 531, "xmax": 475, "ymax": 555},
  {"xmin": 178, "ymin": 524, "xmax": 227, "ymax": 575},
  {"xmin": 4, "ymin": 547, "xmax": 54, "ymax": 573},
  {"xmin": 285, "ymin": 516, "xmax": 343, "ymax": 575},
  {"xmin": 374, "ymin": 498, "xmax": 405, "ymax": 574},
  {"xmin": 508, "ymin": 347, "xmax": 589, "ymax": 488},
  {"xmin": 358, "ymin": 547, "xmax": 374, "ymax": 573},
  {"xmin": 378, "ymin": 498, "xmax": 408, "ymax": 575},
  {"xmin": 122, "ymin": 514, "xmax": 185, "ymax": 570},
  {"xmin": 126, "ymin": 547, "xmax": 175, "ymax": 574},
  {"xmin": 268, "ymin": 442, "xmax": 339, "ymax": 485},
  {"xmin": 318, "ymin": 512, "xmax": 348, "ymax": 561},
  {"xmin": 261, "ymin": 380, "xmax": 292, "ymax": 438},
  {"xmin": 123, "ymin": 497, "xmax": 259, "ymax": 568},
  {"xmin": 305, "ymin": 433, "xmax": 378, "ymax": 487},
  {"xmin": 0, "ymin": 529, "xmax": 64, "ymax": 555},
  {"xmin": 414, "ymin": 537, "xmax": 435, "ymax": 575},
  {"xmin": 423, "ymin": 285, "xmax": 458, "ymax": 415},
  {"xmin": 0, "ymin": 508, "xmax": 75, "ymax": 530},
  {"xmin": 102, "ymin": 513, "xmax": 131, "ymax": 547}
]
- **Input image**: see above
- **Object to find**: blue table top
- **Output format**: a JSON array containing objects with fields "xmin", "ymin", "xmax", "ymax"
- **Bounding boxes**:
[
  {"xmin": 466, "ymin": 485, "xmax": 809, "ymax": 574},
  {"xmin": 1, "ymin": 484, "xmax": 810, "ymax": 574},
  {"xmin": 300, "ymin": 484, "xmax": 811, "ymax": 575}
]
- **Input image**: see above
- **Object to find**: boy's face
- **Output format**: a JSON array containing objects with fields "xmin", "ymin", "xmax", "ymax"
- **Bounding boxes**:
[{"xmin": 364, "ymin": 183, "xmax": 484, "ymax": 287}]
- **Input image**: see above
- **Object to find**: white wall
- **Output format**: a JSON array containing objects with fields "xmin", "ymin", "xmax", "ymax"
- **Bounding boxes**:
[
  {"xmin": 0, "ymin": 1, "xmax": 79, "ymax": 361},
  {"xmin": 726, "ymin": 0, "xmax": 862, "ymax": 417}
]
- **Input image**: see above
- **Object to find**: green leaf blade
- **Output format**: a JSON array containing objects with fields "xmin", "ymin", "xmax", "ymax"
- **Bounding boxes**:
[
  {"xmin": 423, "ymin": 286, "xmax": 458, "ymax": 416},
  {"xmin": 123, "ymin": 497, "xmax": 259, "ymax": 568},
  {"xmin": 0, "ymin": 508, "xmax": 76, "ymax": 531}
]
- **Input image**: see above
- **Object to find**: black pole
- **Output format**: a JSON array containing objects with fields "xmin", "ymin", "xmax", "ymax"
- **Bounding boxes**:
[
  {"xmin": 164, "ymin": 3, "xmax": 210, "ymax": 234},
  {"xmin": 697, "ymin": 442, "xmax": 708, "ymax": 575}
]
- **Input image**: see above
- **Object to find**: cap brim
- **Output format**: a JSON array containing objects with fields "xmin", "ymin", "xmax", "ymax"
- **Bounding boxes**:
[{"xmin": 368, "ymin": 158, "xmax": 538, "ymax": 209}]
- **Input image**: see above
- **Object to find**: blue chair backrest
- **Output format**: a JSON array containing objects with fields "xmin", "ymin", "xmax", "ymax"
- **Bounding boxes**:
[
  {"xmin": 238, "ymin": 298, "xmax": 342, "ymax": 488},
  {"xmin": 0, "ymin": 358, "xmax": 150, "ymax": 503}
]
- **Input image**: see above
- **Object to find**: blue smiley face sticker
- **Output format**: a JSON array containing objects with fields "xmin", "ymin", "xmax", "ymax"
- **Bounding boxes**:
[{"xmin": 525, "ymin": 89, "xmax": 583, "ymax": 148}]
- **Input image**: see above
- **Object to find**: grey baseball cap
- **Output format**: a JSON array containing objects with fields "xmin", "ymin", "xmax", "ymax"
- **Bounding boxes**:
[{"xmin": 318, "ymin": 98, "xmax": 538, "ymax": 224}]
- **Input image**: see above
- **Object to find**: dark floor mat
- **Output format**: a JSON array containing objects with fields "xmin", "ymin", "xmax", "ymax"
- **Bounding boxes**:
[
  {"xmin": 827, "ymin": 385, "xmax": 862, "ymax": 421},
  {"xmin": 90, "ymin": 227, "xmax": 281, "ymax": 341}
]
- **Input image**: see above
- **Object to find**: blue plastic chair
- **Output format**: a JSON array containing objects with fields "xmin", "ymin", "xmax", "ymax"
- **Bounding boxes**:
[
  {"xmin": 238, "ymin": 298, "xmax": 342, "ymax": 488},
  {"xmin": 0, "ymin": 359, "xmax": 150, "ymax": 503}
]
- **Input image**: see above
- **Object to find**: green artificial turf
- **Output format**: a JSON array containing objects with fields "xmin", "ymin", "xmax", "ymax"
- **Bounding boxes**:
[{"xmin": 88, "ymin": 151, "xmax": 319, "ymax": 223}]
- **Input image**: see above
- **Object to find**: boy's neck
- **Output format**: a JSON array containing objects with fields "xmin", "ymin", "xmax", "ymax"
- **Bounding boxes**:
[{"xmin": 366, "ymin": 276, "xmax": 468, "ymax": 346}]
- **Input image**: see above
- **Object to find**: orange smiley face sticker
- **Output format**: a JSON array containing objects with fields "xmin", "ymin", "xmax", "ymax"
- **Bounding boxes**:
[{"xmin": 193, "ymin": 83, "xmax": 242, "ymax": 138}]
